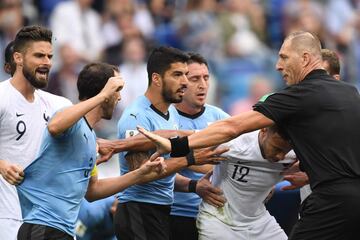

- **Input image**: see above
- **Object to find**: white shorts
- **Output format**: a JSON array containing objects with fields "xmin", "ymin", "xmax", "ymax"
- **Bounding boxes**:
[
  {"xmin": 197, "ymin": 212, "xmax": 287, "ymax": 240},
  {"xmin": 0, "ymin": 218, "xmax": 22, "ymax": 240}
]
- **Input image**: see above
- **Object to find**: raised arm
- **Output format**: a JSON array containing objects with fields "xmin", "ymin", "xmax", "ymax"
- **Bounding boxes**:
[{"xmin": 48, "ymin": 76, "xmax": 124, "ymax": 136}]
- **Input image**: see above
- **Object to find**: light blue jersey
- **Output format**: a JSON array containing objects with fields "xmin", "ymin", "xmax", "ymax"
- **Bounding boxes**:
[
  {"xmin": 17, "ymin": 117, "xmax": 97, "ymax": 236},
  {"xmin": 171, "ymin": 104, "xmax": 229, "ymax": 218},
  {"xmin": 117, "ymin": 95, "xmax": 180, "ymax": 205},
  {"xmin": 76, "ymin": 196, "xmax": 116, "ymax": 240}
]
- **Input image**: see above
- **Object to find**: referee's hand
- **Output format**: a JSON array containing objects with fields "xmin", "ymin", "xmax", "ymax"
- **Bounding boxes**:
[{"xmin": 137, "ymin": 126, "xmax": 171, "ymax": 160}]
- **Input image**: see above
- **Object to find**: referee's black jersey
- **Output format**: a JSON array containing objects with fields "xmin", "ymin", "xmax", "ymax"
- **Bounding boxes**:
[{"xmin": 254, "ymin": 69, "xmax": 360, "ymax": 190}]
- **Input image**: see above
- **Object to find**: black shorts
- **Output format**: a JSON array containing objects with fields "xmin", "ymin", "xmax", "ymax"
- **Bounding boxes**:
[
  {"xmin": 114, "ymin": 201, "xmax": 171, "ymax": 240},
  {"xmin": 169, "ymin": 215, "xmax": 198, "ymax": 240},
  {"xmin": 289, "ymin": 179, "xmax": 360, "ymax": 240},
  {"xmin": 17, "ymin": 222, "xmax": 73, "ymax": 240}
]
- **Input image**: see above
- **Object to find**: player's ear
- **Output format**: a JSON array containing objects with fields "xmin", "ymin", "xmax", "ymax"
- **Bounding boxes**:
[
  {"xmin": 13, "ymin": 52, "xmax": 23, "ymax": 67},
  {"xmin": 151, "ymin": 73, "xmax": 161, "ymax": 87}
]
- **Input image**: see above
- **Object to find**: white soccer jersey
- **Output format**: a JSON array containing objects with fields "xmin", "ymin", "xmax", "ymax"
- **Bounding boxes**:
[
  {"xmin": 0, "ymin": 79, "xmax": 72, "ymax": 222},
  {"xmin": 198, "ymin": 130, "xmax": 296, "ymax": 239}
]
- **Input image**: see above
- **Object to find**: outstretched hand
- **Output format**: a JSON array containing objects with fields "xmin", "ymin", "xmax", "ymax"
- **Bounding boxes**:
[
  {"xmin": 196, "ymin": 170, "xmax": 226, "ymax": 208},
  {"xmin": 137, "ymin": 126, "xmax": 171, "ymax": 160},
  {"xmin": 138, "ymin": 157, "xmax": 167, "ymax": 176},
  {"xmin": 193, "ymin": 146, "xmax": 229, "ymax": 165}
]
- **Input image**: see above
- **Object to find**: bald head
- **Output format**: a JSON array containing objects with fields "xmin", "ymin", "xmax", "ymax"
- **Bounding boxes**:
[
  {"xmin": 276, "ymin": 31, "xmax": 324, "ymax": 85},
  {"xmin": 285, "ymin": 31, "xmax": 322, "ymax": 59}
]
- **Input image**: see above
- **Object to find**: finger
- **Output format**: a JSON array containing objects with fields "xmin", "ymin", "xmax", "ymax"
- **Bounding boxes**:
[
  {"xmin": 149, "ymin": 152, "xmax": 161, "ymax": 162},
  {"xmin": 203, "ymin": 170, "xmax": 213, "ymax": 180},
  {"xmin": 282, "ymin": 175, "xmax": 295, "ymax": 182},
  {"xmin": 137, "ymin": 126, "xmax": 158, "ymax": 142},
  {"xmin": 213, "ymin": 147, "xmax": 230, "ymax": 155},
  {"xmin": 207, "ymin": 186, "xmax": 223, "ymax": 195},
  {"xmin": 204, "ymin": 195, "xmax": 226, "ymax": 207},
  {"xmin": 281, "ymin": 185, "xmax": 298, "ymax": 191},
  {"xmin": 96, "ymin": 151, "xmax": 113, "ymax": 165},
  {"xmin": 209, "ymin": 156, "xmax": 228, "ymax": 163}
]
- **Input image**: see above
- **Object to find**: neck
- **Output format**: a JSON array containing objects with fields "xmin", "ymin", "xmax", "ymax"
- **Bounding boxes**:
[
  {"xmin": 10, "ymin": 72, "xmax": 36, "ymax": 102},
  {"xmin": 84, "ymin": 107, "xmax": 102, "ymax": 128},
  {"xmin": 257, "ymin": 131, "xmax": 266, "ymax": 159},
  {"xmin": 299, "ymin": 59, "xmax": 324, "ymax": 83},
  {"xmin": 145, "ymin": 89, "xmax": 170, "ymax": 114},
  {"xmin": 175, "ymin": 103, "xmax": 203, "ymax": 115}
]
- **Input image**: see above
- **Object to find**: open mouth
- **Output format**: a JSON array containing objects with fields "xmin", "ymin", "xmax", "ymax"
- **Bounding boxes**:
[{"xmin": 36, "ymin": 67, "xmax": 49, "ymax": 78}]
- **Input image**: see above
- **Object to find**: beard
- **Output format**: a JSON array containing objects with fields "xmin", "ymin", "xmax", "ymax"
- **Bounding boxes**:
[
  {"xmin": 162, "ymin": 81, "xmax": 183, "ymax": 103},
  {"xmin": 101, "ymin": 99, "xmax": 116, "ymax": 120},
  {"xmin": 23, "ymin": 64, "xmax": 49, "ymax": 89}
]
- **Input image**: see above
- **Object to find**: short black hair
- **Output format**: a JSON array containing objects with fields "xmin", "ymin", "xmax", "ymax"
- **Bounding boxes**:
[
  {"xmin": 147, "ymin": 46, "xmax": 189, "ymax": 86},
  {"xmin": 187, "ymin": 52, "xmax": 208, "ymax": 67},
  {"xmin": 4, "ymin": 40, "xmax": 15, "ymax": 76},
  {"xmin": 13, "ymin": 25, "xmax": 52, "ymax": 54},
  {"xmin": 268, "ymin": 125, "xmax": 290, "ymax": 142},
  {"xmin": 77, "ymin": 62, "xmax": 119, "ymax": 101}
]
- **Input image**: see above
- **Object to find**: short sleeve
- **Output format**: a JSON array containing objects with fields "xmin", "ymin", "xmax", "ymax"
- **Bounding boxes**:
[
  {"xmin": 117, "ymin": 111, "xmax": 151, "ymax": 139},
  {"xmin": 253, "ymin": 88, "xmax": 303, "ymax": 125}
]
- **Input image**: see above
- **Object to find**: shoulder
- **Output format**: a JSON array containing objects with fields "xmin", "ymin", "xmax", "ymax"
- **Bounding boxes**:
[
  {"xmin": 204, "ymin": 104, "xmax": 230, "ymax": 119},
  {"xmin": 0, "ymin": 80, "xmax": 13, "ymax": 110},
  {"xmin": 37, "ymin": 90, "xmax": 73, "ymax": 108},
  {"xmin": 0, "ymin": 79, "xmax": 11, "ymax": 92}
]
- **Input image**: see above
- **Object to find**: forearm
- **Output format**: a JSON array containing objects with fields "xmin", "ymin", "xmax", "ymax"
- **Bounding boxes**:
[
  {"xmin": 124, "ymin": 129, "xmax": 193, "ymax": 152},
  {"xmin": 107, "ymin": 130, "xmax": 194, "ymax": 153},
  {"xmin": 137, "ymin": 157, "xmax": 189, "ymax": 184},
  {"xmin": 174, "ymin": 173, "xmax": 191, "ymax": 192},
  {"xmin": 188, "ymin": 111, "xmax": 273, "ymax": 149},
  {"xmin": 188, "ymin": 165, "xmax": 213, "ymax": 174},
  {"xmin": 48, "ymin": 93, "xmax": 106, "ymax": 136},
  {"xmin": 85, "ymin": 170, "xmax": 141, "ymax": 201}
]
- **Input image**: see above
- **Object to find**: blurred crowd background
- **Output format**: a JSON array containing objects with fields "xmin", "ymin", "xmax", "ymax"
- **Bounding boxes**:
[{"xmin": 1, "ymin": 0, "xmax": 360, "ymax": 138}]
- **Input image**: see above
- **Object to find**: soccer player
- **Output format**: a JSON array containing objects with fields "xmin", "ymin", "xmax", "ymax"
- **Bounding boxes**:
[
  {"xmin": 15, "ymin": 62, "xmax": 165, "ymax": 239},
  {"xmin": 170, "ymin": 52, "xmax": 229, "ymax": 240},
  {"xmin": 0, "ymin": 26, "xmax": 72, "ymax": 240},
  {"xmin": 114, "ymin": 46, "xmax": 194, "ymax": 240},
  {"xmin": 196, "ymin": 126, "xmax": 295, "ymax": 240}
]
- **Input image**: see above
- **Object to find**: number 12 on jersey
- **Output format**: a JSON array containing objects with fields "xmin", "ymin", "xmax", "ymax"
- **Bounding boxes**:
[{"xmin": 231, "ymin": 161, "xmax": 250, "ymax": 182}]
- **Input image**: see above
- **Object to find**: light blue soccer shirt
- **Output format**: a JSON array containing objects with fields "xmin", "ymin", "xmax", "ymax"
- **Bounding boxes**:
[
  {"xmin": 117, "ymin": 95, "xmax": 180, "ymax": 205},
  {"xmin": 17, "ymin": 117, "xmax": 97, "ymax": 236},
  {"xmin": 171, "ymin": 104, "xmax": 229, "ymax": 218}
]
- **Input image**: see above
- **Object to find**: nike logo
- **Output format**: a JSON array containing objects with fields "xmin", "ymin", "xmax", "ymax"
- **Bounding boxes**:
[
  {"xmin": 16, "ymin": 113, "xmax": 24, "ymax": 117},
  {"xmin": 43, "ymin": 113, "xmax": 50, "ymax": 122}
]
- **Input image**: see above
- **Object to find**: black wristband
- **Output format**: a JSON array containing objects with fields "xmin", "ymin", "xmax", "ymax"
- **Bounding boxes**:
[
  {"xmin": 186, "ymin": 149, "xmax": 195, "ymax": 166},
  {"xmin": 170, "ymin": 136, "xmax": 190, "ymax": 157},
  {"xmin": 188, "ymin": 179, "xmax": 198, "ymax": 193}
]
